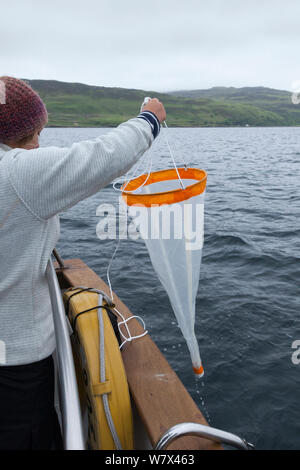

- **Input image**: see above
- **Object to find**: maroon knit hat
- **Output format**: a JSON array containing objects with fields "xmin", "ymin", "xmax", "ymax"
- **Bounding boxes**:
[{"xmin": 0, "ymin": 76, "xmax": 48, "ymax": 144}]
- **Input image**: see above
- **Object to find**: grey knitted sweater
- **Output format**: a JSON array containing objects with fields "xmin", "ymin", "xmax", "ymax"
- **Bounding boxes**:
[{"xmin": 0, "ymin": 117, "xmax": 153, "ymax": 366}]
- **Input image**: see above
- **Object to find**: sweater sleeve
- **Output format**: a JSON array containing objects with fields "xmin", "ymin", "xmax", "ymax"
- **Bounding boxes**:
[{"xmin": 6, "ymin": 117, "xmax": 154, "ymax": 220}]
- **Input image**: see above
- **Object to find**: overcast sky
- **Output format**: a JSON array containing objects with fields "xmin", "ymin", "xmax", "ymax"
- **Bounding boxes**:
[{"xmin": 1, "ymin": 0, "xmax": 299, "ymax": 92}]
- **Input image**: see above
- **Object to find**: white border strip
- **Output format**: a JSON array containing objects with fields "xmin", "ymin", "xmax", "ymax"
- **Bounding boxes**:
[{"xmin": 0, "ymin": 80, "xmax": 6, "ymax": 104}]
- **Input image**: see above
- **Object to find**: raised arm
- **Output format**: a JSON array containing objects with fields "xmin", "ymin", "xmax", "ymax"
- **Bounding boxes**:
[{"xmin": 6, "ymin": 110, "xmax": 163, "ymax": 220}]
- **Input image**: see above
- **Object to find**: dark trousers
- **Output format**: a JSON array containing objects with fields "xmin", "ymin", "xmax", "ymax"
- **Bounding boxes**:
[{"xmin": 0, "ymin": 355, "xmax": 63, "ymax": 450}]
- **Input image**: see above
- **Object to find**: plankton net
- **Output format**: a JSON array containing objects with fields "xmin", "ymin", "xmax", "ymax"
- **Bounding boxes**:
[{"xmin": 122, "ymin": 167, "xmax": 207, "ymax": 376}]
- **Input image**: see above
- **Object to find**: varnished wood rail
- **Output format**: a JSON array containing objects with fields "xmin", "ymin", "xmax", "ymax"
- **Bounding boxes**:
[{"xmin": 56, "ymin": 258, "xmax": 222, "ymax": 451}]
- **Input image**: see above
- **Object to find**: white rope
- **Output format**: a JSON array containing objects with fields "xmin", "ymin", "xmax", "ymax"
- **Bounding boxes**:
[
  {"xmin": 97, "ymin": 295, "xmax": 122, "ymax": 450},
  {"xmin": 106, "ymin": 224, "xmax": 146, "ymax": 346},
  {"xmin": 112, "ymin": 147, "xmax": 149, "ymax": 192},
  {"xmin": 112, "ymin": 152, "xmax": 153, "ymax": 194},
  {"xmin": 106, "ymin": 231, "xmax": 149, "ymax": 348},
  {"xmin": 113, "ymin": 307, "xmax": 148, "ymax": 350},
  {"xmin": 162, "ymin": 121, "xmax": 186, "ymax": 189},
  {"xmin": 106, "ymin": 235, "xmax": 122, "ymax": 302}
]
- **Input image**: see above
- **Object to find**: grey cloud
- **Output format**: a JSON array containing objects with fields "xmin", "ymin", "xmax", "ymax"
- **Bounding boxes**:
[{"xmin": 1, "ymin": 0, "xmax": 300, "ymax": 91}]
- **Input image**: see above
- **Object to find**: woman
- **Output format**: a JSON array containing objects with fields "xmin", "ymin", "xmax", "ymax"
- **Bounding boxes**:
[{"xmin": 0, "ymin": 76, "xmax": 166, "ymax": 449}]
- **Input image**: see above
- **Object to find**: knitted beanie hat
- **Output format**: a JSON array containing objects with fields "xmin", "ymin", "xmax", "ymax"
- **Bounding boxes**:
[{"xmin": 0, "ymin": 76, "xmax": 48, "ymax": 144}]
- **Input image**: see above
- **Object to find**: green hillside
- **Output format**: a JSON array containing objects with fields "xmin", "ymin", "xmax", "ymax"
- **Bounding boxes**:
[
  {"xmin": 25, "ymin": 79, "xmax": 300, "ymax": 127},
  {"xmin": 169, "ymin": 87, "xmax": 299, "ymax": 126}
]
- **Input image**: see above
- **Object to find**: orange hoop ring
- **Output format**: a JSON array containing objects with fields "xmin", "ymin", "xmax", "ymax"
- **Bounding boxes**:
[{"xmin": 122, "ymin": 168, "xmax": 207, "ymax": 207}]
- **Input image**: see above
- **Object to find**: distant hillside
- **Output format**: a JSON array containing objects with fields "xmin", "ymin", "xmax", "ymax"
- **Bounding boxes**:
[
  {"xmin": 25, "ymin": 80, "xmax": 300, "ymax": 127},
  {"xmin": 169, "ymin": 87, "xmax": 299, "ymax": 126},
  {"xmin": 168, "ymin": 86, "xmax": 290, "ymax": 100}
]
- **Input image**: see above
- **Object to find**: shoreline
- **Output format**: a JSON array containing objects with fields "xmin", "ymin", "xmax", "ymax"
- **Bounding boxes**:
[{"xmin": 46, "ymin": 125, "xmax": 300, "ymax": 129}]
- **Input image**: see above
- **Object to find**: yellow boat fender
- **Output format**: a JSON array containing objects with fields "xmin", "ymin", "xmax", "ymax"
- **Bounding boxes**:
[{"xmin": 63, "ymin": 288, "xmax": 133, "ymax": 450}]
